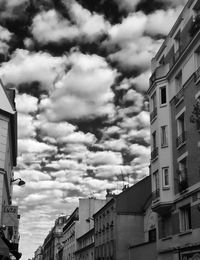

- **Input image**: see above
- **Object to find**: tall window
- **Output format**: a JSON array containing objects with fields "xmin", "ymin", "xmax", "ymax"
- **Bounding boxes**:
[
  {"xmin": 152, "ymin": 131, "xmax": 156, "ymax": 149},
  {"xmin": 153, "ymin": 171, "xmax": 159, "ymax": 191},
  {"xmin": 161, "ymin": 126, "xmax": 168, "ymax": 147},
  {"xmin": 175, "ymin": 71, "xmax": 182, "ymax": 92},
  {"xmin": 178, "ymin": 157, "xmax": 187, "ymax": 182},
  {"xmin": 161, "ymin": 214, "xmax": 172, "ymax": 238},
  {"xmin": 160, "ymin": 86, "xmax": 167, "ymax": 105},
  {"xmin": 179, "ymin": 204, "xmax": 192, "ymax": 232},
  {"xmin": 177, "ymin": 112, "xmax": 186, "ymax": 147},
  {"xmin": 162, "ymin": 167, "xmax": 169, "ymax": 188},
  {"xmin": 149, "ymin": 228, "xmax": 156, "ymax": 242},
  {"xmin": 151, "ymin": 92, "xmax": 157, "ymax": 111}
]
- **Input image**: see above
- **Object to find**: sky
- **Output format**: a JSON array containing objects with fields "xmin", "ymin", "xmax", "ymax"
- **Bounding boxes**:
[{"xmin": 0, "ymin": 0, "xmax": 187, "ymax": 259}]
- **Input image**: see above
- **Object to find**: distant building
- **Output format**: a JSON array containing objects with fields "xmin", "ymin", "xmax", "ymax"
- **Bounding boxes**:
[
  {"xmin": 148, "ymin": 0, "xmax": 200, "ymax": 259},
  {"xmin": 93, "ymin": 176, "xmax": 152, "ymax": 260},
  {"xmin": 43, "ymin": 215, "xmax": 67, "ymax": 260},
  {"xmin": 34, "ymin": 246, "xmax": 43, "ymax": 260}
]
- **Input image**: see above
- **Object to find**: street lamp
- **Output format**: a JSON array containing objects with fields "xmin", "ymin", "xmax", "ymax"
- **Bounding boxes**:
[{"xmin": 11, "ymin": 178, "xmax": 25, "ymax": 186}]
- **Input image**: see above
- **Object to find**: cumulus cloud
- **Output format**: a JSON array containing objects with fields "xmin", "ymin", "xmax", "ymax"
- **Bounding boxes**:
[
  {"xmin": 0, "ymin": 49, "xmax": 67, "ymax": 90},
  {"xmin": 18, "ymin": 139, "xmax": 57, "ymax": 155},
  {"xmin": 31, "ymin": 2, "xmax": 109, "ymax": 44},
  {"xmin": 31, "ymin": 10, "xmax": 79, "ymax": 44},
  {"xmin": 18, "ymin": 114, "xmax": 36, "ymax": 139},
  {"xmin": 87, "ymin": 151, "xmax": 123, "ymax": 166},
  {"xmin": 16, "ymin": 94, "xmax": 38, "ymax": 114},
  {"xmin": 41, "ymin": 51, "xmax": 117, "ymax": 121}
]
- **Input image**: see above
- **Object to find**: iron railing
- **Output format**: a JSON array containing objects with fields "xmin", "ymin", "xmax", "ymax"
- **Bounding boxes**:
[
  {"xmin": 176, "ymin": 131, "xmax": 187, "ymax": 147},
  {"xmin": 151, "ymin": 147, "xmax": 158, "ymax": 160},
  {"xmin": 174, "ymin": 88, "xmax": 184, "ymax": 106},
  {"xmin": 152, "ymin": 188, "xmax": 160, "ymax": 200},
  {"xmin": 150, "ymin": 107, "xmax": 157, "ymax": 122}
]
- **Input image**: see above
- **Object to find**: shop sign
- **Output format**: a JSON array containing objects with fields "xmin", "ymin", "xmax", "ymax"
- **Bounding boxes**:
[{"xmin": 2, "ymin": 206, "xmax": 18, "ymax": 226}]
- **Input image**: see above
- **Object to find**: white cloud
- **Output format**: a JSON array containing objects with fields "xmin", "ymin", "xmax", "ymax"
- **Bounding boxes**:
[
  {"xmin": 31, "ymin": 10, "xmax": 79, "ymax": 44},
  {"xmin": 18, "ymin": 139, "xmax": 57, "ymax": 154},
  {"xmin": 41, "ymin": 51, "xmax": 117, "ymax": 121},
  {"xmin": 16, "ymin": 94, "xmax": 38, "ymax": 114},
  {"xmin": 87, "ymin": 151, "xmax": 123, "ymax": 166},
  {"xmin": 0, "ymin": 49, "xmax": 67, "ymax": 90},
  {"xmin": 18, "ymin": 114, "xmax": 36, "ymax": 139}
]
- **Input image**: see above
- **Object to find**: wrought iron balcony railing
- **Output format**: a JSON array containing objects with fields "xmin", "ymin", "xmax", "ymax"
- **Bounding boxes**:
[
  {"xmin": 152, "ymin": 188, "xmax": 160, "ymax": 200},
  {"xmin": 151, "ymin": 147, "xmax": 158, "ymax": 160},
  {"xmin": 177, "ymin": 168, "xmax": 188, "ymax": 192},
  {"xmin": 194, "ymin": 66, "xmax": 200, "ymax": 83},
  {"xmin": 176, "ymin": 131, "xmax": 187, "ymax": 147},
  {"xmin": 174, "ymin": 88, "xmax": 184, "ymax": 106},
  {"xmin": 150, "ymin": 107, "xmax": 157, "ymax": 122}
]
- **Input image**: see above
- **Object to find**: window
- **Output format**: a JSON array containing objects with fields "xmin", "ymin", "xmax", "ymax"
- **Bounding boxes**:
[
  {"xmin": 152, "ymin": 131, "xmax": 157, "ymax": 149},
  {"xmin": 179, "ymin": 204, "xmax": 192, "ymax": 232},
  {"xmin": 153, "ymin": 171, "xmax": 160, "ymax": 190},
  {"xmin": 162, "ymin": 167, "xmax": 169, "ymax": 188},
  {"xmin": 151, "ymin": 92, "xmax": 157, "ymax": 110},
  {"xmin": 161, "ymin": 214, "xmax": 172, "ymax": 238},
  {"xmin": 177, "ymin": 112, "xmax": 186, "ymax": 147},
  {"xmin": 160, "ymin": 86, "xmax": 167, "ymax": 105},
  {"xmin": 161, "ymin": 126, "xmax": 168, "ymax": 147},
  {"xmin": 175, "ymin": 71, "xmax": 182, "ymax": 92},
  {"xmin": 149, "ymin": 228, "xmax": 156, "ymax": 242}
]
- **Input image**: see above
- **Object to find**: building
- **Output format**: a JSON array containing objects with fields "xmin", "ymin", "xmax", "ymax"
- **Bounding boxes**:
[
  {"xmin": 60, "ymin": 198, "xmax": 106, "ymax": 260},
  {"xmin": 93, "ymin": 176, "xmax": 152, "ymax": 260},
  {"xmin": 0, "ymin": 80, "xmax": 21, "ymax": 259},
  {"xmin": 34, "ymin": 246, "xmax": 43, "ymax": 260},
  {"xmin": 75, "ymin": 228, "xmax": 94, "ymax": 260},
  {"xmin": 148, "ymin": 0, "xmax": 200, "ymax": 259},
  {"xmin": 43, "ymin": 215, "xmax": 67, "ymax": 260},
  {"xmin": 61, "ymin": 207, "xmax": 79, "ymax": 260},
  {"xmin": 128, "ymin": 198, "xmax": 157, "ymax": 260}
]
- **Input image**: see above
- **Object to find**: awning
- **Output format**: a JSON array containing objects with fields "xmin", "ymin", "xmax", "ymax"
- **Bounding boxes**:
[{"xmin": 0, "ymin": 237, "xmax": 9, "ymax": 257}]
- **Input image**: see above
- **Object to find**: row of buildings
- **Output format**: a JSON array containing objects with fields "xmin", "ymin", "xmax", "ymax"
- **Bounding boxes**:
[
  {"xmin": 34, "ymin": 0, "xmax": 200, "ymax": 259},
  {"xmin": 0, "ymin": 79, "xmax": 22, "ymax": 259}
]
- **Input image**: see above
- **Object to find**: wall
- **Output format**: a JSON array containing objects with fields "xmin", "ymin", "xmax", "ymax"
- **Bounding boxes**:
[
  {"xmin": 116, "ymin": 214, "xmax": 144, "ymax": 260},
  {"xmin": 129, "ymin": 242, "xmax": 157, "ymax": 260}
]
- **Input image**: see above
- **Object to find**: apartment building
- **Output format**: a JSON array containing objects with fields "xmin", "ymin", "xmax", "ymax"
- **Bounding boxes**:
[
  {"xmin": 148, "ymin": 0, "xmax": 200, "ymax": 259},
  {"xmin": 0, "ymin": 80, "xmax": 21, "ymax": 259},
  {"xmin": 43, "ymin": 215, "xmax": 67, "ymax": 260},
  {"xmin": 93, "ymin": 176, "xmax": 152, "ymax": 260}
]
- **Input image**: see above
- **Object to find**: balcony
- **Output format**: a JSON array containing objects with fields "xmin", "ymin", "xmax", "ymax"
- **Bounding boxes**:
[
  {"xmin": 176, "ymin": 131, "xmax": 187, "ymax": 147},
  {"xmin": 177, "ymin": 169, "xmax": 188, "ymax": 192},
  {"xmin": 149, "ymin": 64, "xmax": 169, "ymax": 87},
  {"xmin": 174, "ymin": 88, "xmax": 184, "ymax": 106},
  {"xmin": 150, "ymin": 107, "xmax": 157, "ymax": 122},
  {"xmin": 152, "ymin": 188, "xmax": 160, "ymax": 201},
  {"xmin": 194, "ymin": 66, "xmax": 200, "ymax": 83},
  {"xmin": 151, "ymin": 147, "xmax": 158, "ymax": 161},
  {"xmin": 189, "ymin": 14, "xmax": 200, "ymax": 37}
]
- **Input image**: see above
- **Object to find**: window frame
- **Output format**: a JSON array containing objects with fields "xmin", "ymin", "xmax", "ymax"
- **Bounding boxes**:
[
  {"xmin": 161, "ymin": 125, "xmax": 168, "ymax": 147},
  {"xmin": 160, "ymin": 86, "xmax": 167, "ymax": 106},
  {"xmin": 162, "ymin": 167, "xmax": 170, "ymax": 189},
  {"xmin": 179, "ymin": 204, "xmax": 192, "ymax": 232}
]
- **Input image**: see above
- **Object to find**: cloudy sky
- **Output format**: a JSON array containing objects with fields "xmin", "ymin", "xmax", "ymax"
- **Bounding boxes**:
[{"xmin": 0, "ymin": 0, "xmax": 187, "ymax": 259}]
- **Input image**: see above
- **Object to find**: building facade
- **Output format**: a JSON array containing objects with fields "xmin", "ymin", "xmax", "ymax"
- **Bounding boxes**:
[
  {"xmin": 75, "ymin": 228, "xmax": 94, "ymax": 260},
  {"xmin": 93, "ymin": 176, "xmax": 152, "ymax": 260},
  {"xmin": 43, "ymin": 215, "xmax": 67, "ymax": 260},
  {"xmin": 148, "ymin": 0, "xmax": 200, "ymax": 259},
  {"xmin": 0, "ymin": 80, "xmax": 21, "ymax": 259}
]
